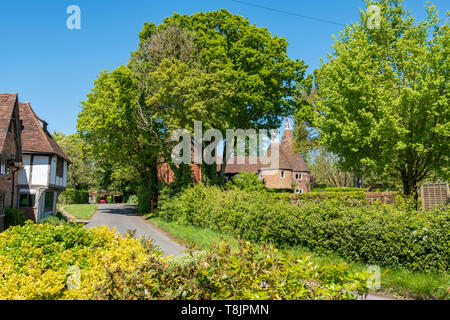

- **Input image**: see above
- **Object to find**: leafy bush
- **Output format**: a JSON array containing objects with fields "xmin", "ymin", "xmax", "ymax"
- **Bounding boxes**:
[
  {"xmin": 157, "ymin": 185, "xmax": 449, "ymax": 272},
  {"xmin": 292, "ymin": 191, "xmax": 366, "ymax": 206},
  {"xmin": 0, "ymin": 222, "xmax": 368, "ymax": 300},
  {"xmin": 4, "ymin": 208, "xmax": 26, "ymax": 229},
  {"xmin": 39, "ymin": 212, "xmax": 68, "ymax": 225},
  {"xmin": 95, "ymin": 241, "xmax": 369, "ymax": 300},
  {"xmin": 127, "ymin": 194, "xmax": 138, "ymax": 204},
  {"xmin": 0, "ymin": 222, "xmax": 151, "ymax": 299},
  {"xmin": 58, "ymin": 188, "xmax": 89, "ymax": 204},
  {"xmin": 225, "ymin": 171, "xmax": 265, "ymax": 192}
]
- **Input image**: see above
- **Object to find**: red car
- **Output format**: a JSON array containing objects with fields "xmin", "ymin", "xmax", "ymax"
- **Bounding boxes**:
[{"xmin": 99, "ymin": 198, "xmax": 107, "ymax": 204}]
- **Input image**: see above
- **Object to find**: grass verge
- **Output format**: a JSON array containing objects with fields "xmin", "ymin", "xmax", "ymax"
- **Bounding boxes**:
[
  {"xmin": 147, "ymin": 215, "xmax": 449, "ymax": 300},
  {"xmin": 63, "ymin": 204, "xmax": 98, "ymax": 220}
]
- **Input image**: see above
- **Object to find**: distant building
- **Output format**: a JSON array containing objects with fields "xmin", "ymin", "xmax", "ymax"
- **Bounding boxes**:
[
  {"xmin": 217, "ymin": 118, "xmax": 311, "ymax": 193},
  {"xmin": 158, "ymin": 118, "xmax": 311, "ymax": 193},
  {"xmin": 0, "ymin": 94, "xmax": 23, "ymax": 231}
]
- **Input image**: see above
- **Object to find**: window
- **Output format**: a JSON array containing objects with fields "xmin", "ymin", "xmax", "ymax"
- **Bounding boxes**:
[
  {"xmin": 295, "ymin": 173, "xmax": 302, "ymax": 180},
  {"xmin": 56, "ymin": 157, "xmax": 64, "ymax": 178},
  {"xmin": 280, "ymin": 170, "xmax": 285, "ymax": 179},
  {"xmin": 0, "ymin": 159, "xmax": 6, "ymax": 175},
  {"xmin": 0, "ymin": 192, "xmax": 5, "ymax": 213},
  {"xmin": 295, "ymin": 188, "xmax": 303, "ymax": 194},
  {"xmin": 44, "ymin": 191, "xmax": 54, "ymax": 212},
  {"xmin": 19, "ymin": 193, "xmax": 35, "ymax": 208}
]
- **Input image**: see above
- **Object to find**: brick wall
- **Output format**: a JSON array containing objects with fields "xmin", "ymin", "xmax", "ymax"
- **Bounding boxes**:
[
  {"xmin": 262, "ymin": 169, "xmax": 293, "ymax": 189},
  {"xmin": 293, "ymin": 173, "xmax": 311, "ymax": 193},
  {"xmin": 364, "ymin": 192, "xmax": 398, "ymax": 204}
]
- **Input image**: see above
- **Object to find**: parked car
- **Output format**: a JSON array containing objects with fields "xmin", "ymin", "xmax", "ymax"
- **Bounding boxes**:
[{"xmin": 99, "ymin": 198, "xmax": 107, "ymax": 204}]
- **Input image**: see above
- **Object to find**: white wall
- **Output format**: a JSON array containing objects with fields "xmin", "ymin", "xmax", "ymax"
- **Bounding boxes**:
[
  {"xmin": 31, "ymin": 155, "xmax": 50, "ymax": 185},
  {"xmin": 49, "ymin": 155, "xmax": 56, "ymax": 185},
  {"xmin": 18, "ymin": 154, "xmax": 31, "ymax": 185}
]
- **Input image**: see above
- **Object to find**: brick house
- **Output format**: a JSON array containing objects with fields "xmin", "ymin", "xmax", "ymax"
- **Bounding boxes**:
[
  {"xmin": 158, "ymin": 118, "xmax": 311, "ymax": 193},
  {"xmin": 218, "ymin": 118, "xmax": 311, "ymax": 193},
  {"xmin": 0, "ymin": 94, "xmax": 23, "ymax": 232},
  {"xmin": 16, "ymin": 102, "xmax": 71, "ymax": 222}
]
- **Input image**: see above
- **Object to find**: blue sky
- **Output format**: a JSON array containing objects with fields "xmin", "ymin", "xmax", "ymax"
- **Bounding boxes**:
[{"xmin": 0, "ymin": 0, "xmax": 447, "ymax": 134}]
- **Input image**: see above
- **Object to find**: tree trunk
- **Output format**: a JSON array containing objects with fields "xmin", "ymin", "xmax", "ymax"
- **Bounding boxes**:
[{"xmin": 401, "ymin": 173, "xmax": 419, "ymax": 208}]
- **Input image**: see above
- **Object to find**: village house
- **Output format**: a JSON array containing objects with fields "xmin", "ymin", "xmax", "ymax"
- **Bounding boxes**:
[
  {"xmin": 217, "ymin": 118, "xmax": 311, "ymax": 193},
  {"xmin": 158, "ymin": 118, "xmax": 311, "ymax": 193},
  {"xmin": 16, "ymin": 102, "xmax": 71, "ymax": 222},
  {"xmin": 0, "ymin": 94, "xmax": 23, "ymax": 232}
]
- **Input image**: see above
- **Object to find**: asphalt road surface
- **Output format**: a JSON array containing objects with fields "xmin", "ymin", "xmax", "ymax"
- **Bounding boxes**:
[{"xmin": 85, "ymin": 203, "xmax": 187, "ymax": 257}]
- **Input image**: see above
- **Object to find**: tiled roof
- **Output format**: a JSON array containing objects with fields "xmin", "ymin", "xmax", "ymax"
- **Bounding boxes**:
[
  {"xmin": 0, "ymin": 93, "xmax": 18, "ymax": 153},
  {"xmin": 260, "ymin": 142, "xmax": 293, "ymax": 170},
  {"xmin": 19, "ymin": 102, "xmax": 71, "ymax": 163},
  {"xmin": 216, "ymin": 156, "xmax": 261, "ymax": 173},
  {"xmin": 280, "ymin": 128, "xmax": 310, "ymax": 172},
  {"xmin": 216, "ymin": 121, "xmax": 310, "ymax": 173}
]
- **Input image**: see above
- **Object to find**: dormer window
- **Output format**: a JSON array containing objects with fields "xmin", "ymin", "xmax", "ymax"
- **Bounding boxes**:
[{"xmin": 295, "ymin": 173, "xmax": 302, "ymax": 180}]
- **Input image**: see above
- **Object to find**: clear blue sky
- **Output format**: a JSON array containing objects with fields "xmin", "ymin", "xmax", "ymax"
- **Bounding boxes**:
[{"xmin": 0, "ymin": 0, "xmax": 447, "ymax": 134}]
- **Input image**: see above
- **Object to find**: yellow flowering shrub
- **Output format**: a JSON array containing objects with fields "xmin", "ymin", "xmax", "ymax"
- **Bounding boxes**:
[{"xmin": 0, "ymin": 222, "xmax": 150, "ymax": 300}]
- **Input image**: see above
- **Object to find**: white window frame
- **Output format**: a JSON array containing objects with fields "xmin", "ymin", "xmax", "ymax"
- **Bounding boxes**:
[
  {"xmin": 295, "ymin": 172, "xmax": 302, "ymax": 180},
  {"xmin": 280, "ymin": 170, "xmax": 285, "ymax": 179},
  {"xmin": 295, "ymin": 188, "xmax": 303, "ymax": 194}
]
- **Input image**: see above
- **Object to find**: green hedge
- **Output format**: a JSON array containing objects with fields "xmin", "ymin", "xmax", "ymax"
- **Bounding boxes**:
[
  {"xmin": 4, "ymin": 208, "xmax": 27, "ymax": 229},
  {"xmin": 157, "ymin": 184, "xmax": 449, "ymax": 272},
  {"xmin": 292, "ymin": 191, "xmax": 366, "ymax": 205},
  {"xmin": 310, "ymin": 187, "xmax": 364, "ymax": 193},
  {"xmin": 58, "ymin": 188, "xmax": 89, "ymax": 204}
]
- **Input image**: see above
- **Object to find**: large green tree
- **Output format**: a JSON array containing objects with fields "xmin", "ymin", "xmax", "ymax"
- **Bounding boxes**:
[
  {"xmin": 52, "ymin": 132, "xmax": 97, "ymax": 190},
  {"xmin": 312, "ymin": 0, "xmax": 449, "ymax": 196},
  {"xmin": 77, "ymin": 66, "xmax": 160, "ymax": 196},
  {"xmin": 134, "ymin": 10, "xmax": 308, "ymax": 184}
]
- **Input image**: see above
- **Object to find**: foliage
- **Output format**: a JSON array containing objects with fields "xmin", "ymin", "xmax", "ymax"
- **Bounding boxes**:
[
  {"xmin": 95, "ymin": 241, "xmax": 369, "ymax": 300},
  {"xmin": 225, "ymin": 171, "xmax": 265, "ymax": 192},
  {"xmin": 58, "ymin": 188, "xmax": 89, "ymax": 204},
  {"xmin": 0, "ymin": 222, "xmax": 150, "ymax": 299},
  {"xmin": 311, "ymin": 0, "xmax": 449, "ymax": 196},
  {"xmin": 0, "ymin": 222, "xmax": 368, "ymax": 300},
  {"xmin": 127, "ymin": 194, "xmax": 138, "ymax": 204},
  {"xmin": 157, "ymin": 185, "xmax": 449, "ymax": 272},
  {"xmin": 52, "ymin": 132, "xmax": 97, "ymax": 190},
  {"xmin": 132, "ymin": 10, "xmax": 309, "ymax": 185},
  {"xmin": 310, "ymin": 187, "xmax": 364, "ymax": 193},
  {"xmin": 39, "ymin": 212, "xmax": 68, "ymax": 226},
  {"xmin": 78, "ymin": 66, "xmax": 159, "ymax": 195},
  {"xmin": 4, "ymin": 208, "xmax": 26, "ymax": 229}
]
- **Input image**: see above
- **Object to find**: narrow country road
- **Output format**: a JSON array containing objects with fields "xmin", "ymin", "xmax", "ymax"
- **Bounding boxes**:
[{"xmin": 85, "ymin": 203, "xmax": 187, "ymax": 257}]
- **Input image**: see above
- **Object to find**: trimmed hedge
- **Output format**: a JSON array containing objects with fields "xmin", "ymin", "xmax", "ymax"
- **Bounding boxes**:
[
  {"xmin": 310, "ymin": 187, "xmax": 364, "ymax": 193},
  {"xmin": 158, "ymin": 185, "xmax": 449, "ymax": 272},
  {"xmin": 292, "ymin": 191, "xmax": 366, "ymax": 205},
  {"xmin": 58, "ymin": 188, "xmax": 89, "ymax": 204}
]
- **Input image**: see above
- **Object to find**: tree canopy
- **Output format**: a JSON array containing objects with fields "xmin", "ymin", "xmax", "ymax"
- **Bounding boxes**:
[{"xmin": 310, "ymin": 0, "xmax": 449, "ymax": 196}]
